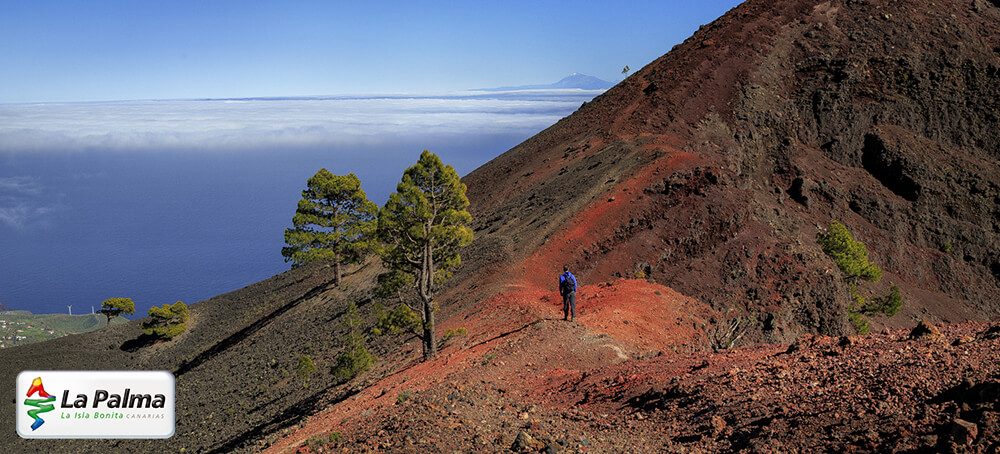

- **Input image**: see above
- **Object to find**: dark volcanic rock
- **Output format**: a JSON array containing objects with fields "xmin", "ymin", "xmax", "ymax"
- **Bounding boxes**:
[{"xmin": 462, "ymin": 0, "xmax": 1000, "ymax": 342}]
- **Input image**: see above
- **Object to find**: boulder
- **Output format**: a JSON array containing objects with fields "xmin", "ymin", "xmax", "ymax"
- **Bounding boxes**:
[
  {"xmin": 511, "ymin": 431, "xmax": 546, "ymax": 452},
  {"xmin": 947, "ymin": 418, "xmax": 978, "ymax": 446},
  {"xmin": 910, "ymin": 320, "xmax": 942, "ymax": 340}
]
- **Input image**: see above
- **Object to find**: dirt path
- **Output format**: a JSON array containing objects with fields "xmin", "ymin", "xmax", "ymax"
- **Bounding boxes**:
[{"xmin": 265, "ymin": 276, "xmax": 712, "ymax": 453}]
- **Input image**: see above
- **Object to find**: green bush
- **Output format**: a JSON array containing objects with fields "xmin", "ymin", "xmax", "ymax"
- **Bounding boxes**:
[
  {"xmin": 863, "ymin": 285, "xmax": 903, "ymax": 317},
  {"xmin": 372, "ymin": 303, "xmax": 420, "ymax": 336},
  {"xmin": 142, "ymin": 301, "xmax": 189, "ymax": 339},
  {"xmin": 332, "ymin": 343, "xmax": 374, "ymax": 383},
  {"xmin": 332, "ymin": 302, "xmax": 374, "ymax": 383},
  {"xmin": 396, "ymin": 390, "xmax": 412, "ymax": 405},
  {"xmin": 848, "ymin": 311, "xmax": 871, "ymax": 335},
  {"xmin": 850, "ymin": 286, "xmax": 866, "ymax": 312},
  {"xmin": 441, "ymin": 327, "xmax": 468, "ymax": 346},
  {"xmin": 296, "ymin": 354, "xmax": 316, "ymax": 387},
  {"xmin": 818, "ymin": 221, "xmax": 883, "ymax": 282},
  {"xmin": 480, "ymin": 353, "xmax": 496, "ymax": 366},
  {"xmin": 303, "ymin": 432, "xmax": 342, "ymax": 451}
]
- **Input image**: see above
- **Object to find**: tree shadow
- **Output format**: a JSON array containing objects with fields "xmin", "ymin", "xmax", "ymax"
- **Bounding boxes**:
[
  {"xmin": 120, "ymin": 333, "xmax": 160, "ymax": 352},
  {"xmin": 206, "ymin": 384, "xmax": 360, "ymax": 454},
  {"xmin": 174, "ymin": 278, "xmax": 335, "ymax": 376}
]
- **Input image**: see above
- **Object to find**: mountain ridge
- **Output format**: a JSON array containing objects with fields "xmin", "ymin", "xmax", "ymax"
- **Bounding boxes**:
[{"xmin": 1, "ymin": 0, "xmax": 998, "ymax": 452}]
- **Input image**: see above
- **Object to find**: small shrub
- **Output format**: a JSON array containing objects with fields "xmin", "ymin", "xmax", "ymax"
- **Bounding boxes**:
[
  {"xmin": 332, "ymin": 343, "xmax": 374, "ymax": 383},
  {"xmin": 441, "ymin": 327, "xmax": 468, "ymax": 345},
  {"xmin": 481, "ymin": 353, "xmax": 496, "ymax": 366},
  {"xmin": 296, "ymin": 354, "xmax": 316, "ymax": 387},
  {"xmin": 142, "ymin": 301, "xmax": 189, "ymax": 339},
  {"xmin": 303, "ymin": 431, "xmax": 342, "ymax": 451},
  {"xmin": 818, "ymin": 221, "xmax": 883, "ymax": 282},
  {"xmin": 848, "ymin": 312, "xmax": 871, "ymax": 335},
  {"xmin": 709, "ymin": 316, "xmax": 748, "ymax": 352},
  {"xmin": 373, "ymin": 303, "xmax": 420, "ymax": 336},
  {"xmin": 863, "ymin": 285, "xmax": 903, "ymax": 317},
  {"xmin": 941, "ymin": 240, "xmax": 953, "ymax": 254},
  {"xmin": 304, "ymin": 435, "xmax": 324, "ymax": 451},
  {"xmin": 632, "ymin": 262, "xmax": 653, "ymax": 280},
  {"xmin": 850, "ymin": 290, "xmax": 866, "ymax": 312},
  {"xmin": 332, "ymin": 302, "xmax": 374, "ymax": 383},
  {"xmin": 396, "ymin": 390, "xmax": 412, "ymax": 405}
]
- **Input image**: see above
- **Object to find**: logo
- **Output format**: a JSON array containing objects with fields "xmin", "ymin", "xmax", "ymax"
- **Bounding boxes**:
[
  {"xmin": 24, "ymin": 377, "xmax": 56, "ymax": 430},
  {"xmin": 17, "ymin": 370, "xmax": 175, "ymax": 439}
]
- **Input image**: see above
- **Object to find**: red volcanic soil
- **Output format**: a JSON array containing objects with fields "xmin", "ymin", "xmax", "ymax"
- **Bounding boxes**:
[
  {"xmin": 271, "ymin": 318, "xmax": 999, "ymax": 453},
  {"xmin": 267, "ymin": 0, "xmax": 1000, "ymax": 451},
  {"xmin": 266, "ymin": 278, "xmax": 716, "ymax": 453},
  {"xmin": 2, "ymin": 2, "xmax": 997, "ymax": 453}
]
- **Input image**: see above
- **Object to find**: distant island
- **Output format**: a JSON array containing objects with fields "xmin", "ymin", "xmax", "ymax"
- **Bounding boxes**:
[{"xmin": 476, "ymin": 73, "xmax": 613, "ymax": 91}]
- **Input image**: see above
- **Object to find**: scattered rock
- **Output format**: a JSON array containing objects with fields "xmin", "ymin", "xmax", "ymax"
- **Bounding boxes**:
[
  {"xmin": 952, "ymin": 335, "xmax": 975, "ymax": 346},
  {"xmin": 910, "ymin": 320, "xmax": 942, "ymax": 340},
  {"xmin": 980, "ymin": 325, "xmax": 1000, "ymax": 340},
  {"xmin": 946, "ymin": 418, "xmax": 979, "ymax": 446},
  {"xmin": 710, "ymin": 415, "xmax": 728, "ymax": 437},
  {"xmin": 788, "ymin": 177, "xmax": 814, "ymax": 207},
  {"xmin": 511, "ymin": 431, "xmax": 546, "ymax": 452}
]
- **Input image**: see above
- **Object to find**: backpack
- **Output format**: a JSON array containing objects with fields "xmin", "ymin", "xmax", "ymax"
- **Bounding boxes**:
[{"xmin": 560, "ymin": 273, "xmax": 576, "ymax": 294}]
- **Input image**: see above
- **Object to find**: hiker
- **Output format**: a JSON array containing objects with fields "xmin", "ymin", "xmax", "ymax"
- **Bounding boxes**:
[{"xmin": 559, "ymin": 265, "xmax": 578, "ymax": 321}]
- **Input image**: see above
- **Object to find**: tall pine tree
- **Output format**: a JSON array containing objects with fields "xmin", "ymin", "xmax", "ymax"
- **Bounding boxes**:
[
  {"xmin": 378, "ymin": 151, "xmax": 473, "ymax": 360},
  {"xmin": 283, "ymin": 169, "xmax": 378, "ymax": 286}
]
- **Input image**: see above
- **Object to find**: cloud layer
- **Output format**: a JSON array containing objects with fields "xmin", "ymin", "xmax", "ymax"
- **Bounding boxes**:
[
  {"xmin": 0, "ymin": 176, "xmax": 56, "ymax": 229},
  {"xmin": 0, "ymin": 91, "xmax": 600, "ymax": 153}
]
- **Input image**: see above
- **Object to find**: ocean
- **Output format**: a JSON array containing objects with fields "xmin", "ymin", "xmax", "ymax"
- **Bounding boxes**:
[{"xmin": 0, "ymin": 91, "xmax": 599, "ymax": 315}]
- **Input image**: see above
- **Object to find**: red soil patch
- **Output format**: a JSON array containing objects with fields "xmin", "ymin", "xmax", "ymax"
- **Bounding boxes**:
[
  {"xmin": 267, "ymin": 278, "xmax": 712, "ymax": 453},
  {"xmin": 519, "ymin": 147, "xmax": 700, "ymax": 289},
  {"xmin": 453, "ymin": 278, "xmax": 714, "ymax": 354},
  {"xmin": 572, "ymin": 280, "xmax": 712, "ymax": 353}
]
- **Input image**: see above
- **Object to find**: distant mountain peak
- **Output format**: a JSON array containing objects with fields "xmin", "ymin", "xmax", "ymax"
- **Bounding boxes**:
[{"xmin": 476, "ymin": 73, "xmax": 613, "ymax": 92}]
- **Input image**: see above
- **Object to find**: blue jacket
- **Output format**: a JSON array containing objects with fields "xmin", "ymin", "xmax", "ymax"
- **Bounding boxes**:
[{"xmin": 559, "ymin": 271, "xmax": 577, "ymax": 295}]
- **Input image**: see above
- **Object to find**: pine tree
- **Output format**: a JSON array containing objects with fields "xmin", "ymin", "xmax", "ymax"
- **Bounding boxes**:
[
  {"xmin": 283, "ymin": 169, "xmax": 378, "ymax": 286},
  {"xmin": 142, "ymin": 301, "xmax": 190, "ymax": 339},
  {"xmin": 99, "ymin": 297, "xmax": 135, "ymax": 326},
  {"xmin": 378, "ymin": 151, "xmax": 473, "ymax": 360}
]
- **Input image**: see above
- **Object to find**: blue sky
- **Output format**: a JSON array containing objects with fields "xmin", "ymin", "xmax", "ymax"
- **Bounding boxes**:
[{"xmin": 0, "ymin": 0, "xmax": 742, "ymax": 102}]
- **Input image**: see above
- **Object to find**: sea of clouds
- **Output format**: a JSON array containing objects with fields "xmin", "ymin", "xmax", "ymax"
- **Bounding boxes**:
[
  {"xmin": 0, "ymin": 90, "xmax": 600, "ymax": 153},
  {"xmin": 0, "ymin": 89, "xmax": 600, "ymax": 229},
  {"xmin": 0, "ymin": 89, "xmax": 605, "ymax": 312}
]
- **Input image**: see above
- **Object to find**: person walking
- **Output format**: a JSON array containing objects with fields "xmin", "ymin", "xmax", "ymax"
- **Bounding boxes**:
[{"xmin": 559, "ymin": 265, "xmax": 578, "ymax": 321}]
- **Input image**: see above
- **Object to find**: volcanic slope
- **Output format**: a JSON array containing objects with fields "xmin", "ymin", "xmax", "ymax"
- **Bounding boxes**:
[
  {"xmin": 455, "ymin": 0, "xmax": 1000, "ymax": 344},
  {"xmin": 3, "ymin": 0, "xmax": 999, "ymax": 452},
  {"xmin": 269, "ymin": 0, "xmax": 999, "ymax": 451}
]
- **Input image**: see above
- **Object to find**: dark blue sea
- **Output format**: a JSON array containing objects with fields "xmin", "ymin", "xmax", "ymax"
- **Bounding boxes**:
[{"xmin": 0, "ymin": 92, "xmax": 597, "ymax": 315}]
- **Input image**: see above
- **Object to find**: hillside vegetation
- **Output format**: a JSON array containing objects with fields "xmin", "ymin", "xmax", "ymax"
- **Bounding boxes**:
[{"xmin": 1, "ymin": 0, "xmax": 998, "ymax": 452}]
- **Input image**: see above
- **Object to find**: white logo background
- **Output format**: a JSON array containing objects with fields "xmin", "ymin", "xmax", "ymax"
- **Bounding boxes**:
[{"xmin": 16, "ymin": 370, "xmax": 175, "ymax": 439}]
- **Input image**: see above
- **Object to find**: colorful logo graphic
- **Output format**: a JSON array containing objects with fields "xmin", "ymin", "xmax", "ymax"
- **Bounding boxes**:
[{"xmin": 24, "ymin": 377, "xmax": 56, "ymax": 431}]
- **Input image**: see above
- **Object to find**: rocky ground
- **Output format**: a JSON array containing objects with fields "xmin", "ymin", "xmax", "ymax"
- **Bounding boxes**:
[
  {"xmin": 3, "ymin": 1, "xmax": 998, "ymax": 452},
  {"xmin": 280, "ymin": 321, "xmax": 999, "ymax": 453}
]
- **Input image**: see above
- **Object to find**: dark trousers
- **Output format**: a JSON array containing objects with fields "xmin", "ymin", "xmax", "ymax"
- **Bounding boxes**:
[{"xmin": 562, "ymin": 292, "xmax": 576, "ymax": 320}]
